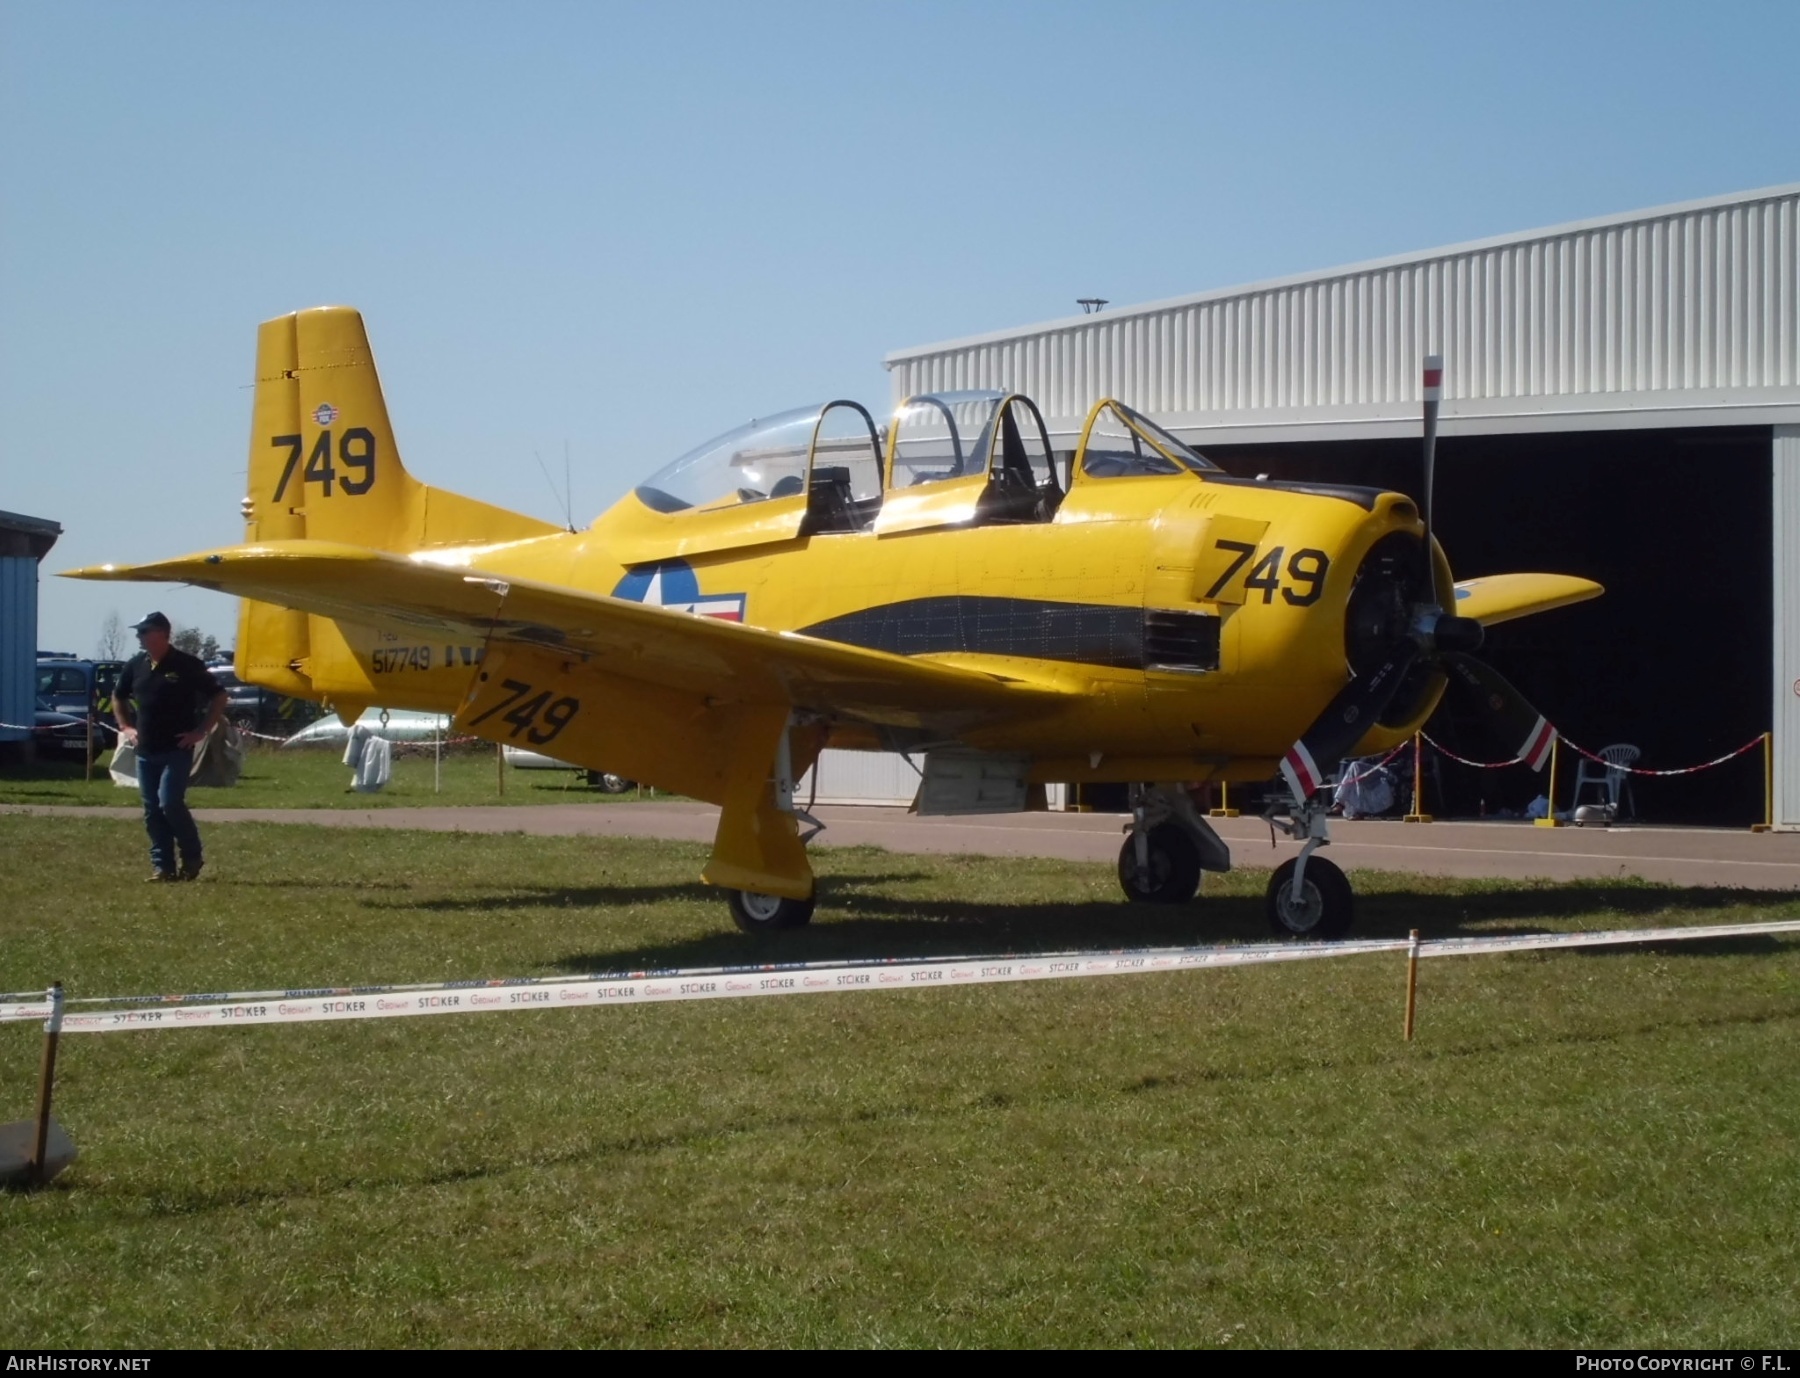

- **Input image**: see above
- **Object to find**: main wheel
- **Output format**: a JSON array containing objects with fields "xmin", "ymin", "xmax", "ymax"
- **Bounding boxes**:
[
  {"xmin": 585, "ymin": 770, "xmax": 633, "ymax": 793},
  {"xmin": 1265, "ymin": 856, "xmax": 1354, "ymax": 940},
  {"xmin": 1117, "ymin": 823, "xmax": 1202, "ymax": 904},
  {"xmin": 727, "ymin": 889, "xmax": 817, "ymax": 933}
]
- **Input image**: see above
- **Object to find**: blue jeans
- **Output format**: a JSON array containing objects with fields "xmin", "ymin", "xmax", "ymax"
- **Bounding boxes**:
[{"xmin": 137, "ymin": 747, "xmax": 200, "ymax": 873}]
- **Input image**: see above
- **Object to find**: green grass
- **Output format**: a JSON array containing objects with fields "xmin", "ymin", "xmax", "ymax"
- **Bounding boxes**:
[
  {"xmin": 2, "ymin": 814, "xmax": 1797, "ymax": 1347},
  {"xmin": 0, "ymin": 744, "xmax": 660, "ymax": 810}
]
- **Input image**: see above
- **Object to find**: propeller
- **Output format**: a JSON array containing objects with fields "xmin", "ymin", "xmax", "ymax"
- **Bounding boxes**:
[{"xmin": 1279, "ymin": 355, "xmax": 1557, "ymax": 806}]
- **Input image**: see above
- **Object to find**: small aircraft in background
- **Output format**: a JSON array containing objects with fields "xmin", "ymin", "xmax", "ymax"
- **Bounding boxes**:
[{"xmin": 71, "ymin": 308, "xmax": 1599, "ymax": 937}]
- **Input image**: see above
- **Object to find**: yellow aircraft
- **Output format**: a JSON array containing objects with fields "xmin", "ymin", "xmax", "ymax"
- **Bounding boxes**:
[{"xmin": 69, "ymin": 307, "xmax": 1600, "ymax": 938}]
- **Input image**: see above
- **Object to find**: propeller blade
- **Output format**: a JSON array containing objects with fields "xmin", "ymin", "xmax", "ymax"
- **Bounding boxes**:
[
  {"xmin": 1421, "ymin": 354, "xmax": 1442, "ymax": 566},
  {"xmin": 1281, "ymin": 646, "xmax": 1421, "ymax": 802},
  {"xmin": 1440, "ymin": 652, "xmax": 1556, "ymax": 771}
]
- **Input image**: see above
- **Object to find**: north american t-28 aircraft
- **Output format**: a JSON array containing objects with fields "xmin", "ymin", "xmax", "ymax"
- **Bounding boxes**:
[{"xmin": 71, "ymin": 307, "xmax": 1600, "ymax": 937}]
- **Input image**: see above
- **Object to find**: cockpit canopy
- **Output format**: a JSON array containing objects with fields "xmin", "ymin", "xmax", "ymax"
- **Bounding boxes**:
[{"xmin": 623, "ymin": 390, "xmax": 1218, "ymax": 553}]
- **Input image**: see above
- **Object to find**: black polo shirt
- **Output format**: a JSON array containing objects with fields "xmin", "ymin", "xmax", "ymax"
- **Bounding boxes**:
[{"xmin": 116, "ymin": 649, "xmax": 223, "ymax": 754}]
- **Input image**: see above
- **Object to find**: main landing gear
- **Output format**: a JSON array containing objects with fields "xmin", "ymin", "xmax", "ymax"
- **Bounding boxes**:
[
  {"xmin": 726, "ymin": 713, "xmax": 826, "ymax": 935},
  {"xmin": 1117, "ymin": 784, "xmax": 1233, "ymax": 905},
  {"xmin": 727, "ymin": 889, "xmax": 817, "ymax": 933}
]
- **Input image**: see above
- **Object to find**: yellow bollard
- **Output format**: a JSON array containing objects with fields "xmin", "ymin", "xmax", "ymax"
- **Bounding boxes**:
[
  {"xmin": 1751, "ymin": 731, "xmax": 1773, "ymax": 833},
  {"xmin": 1533, "ymin": 736, "xmax": 1563, "ymax": 827},
  {"xmin": 1403, "ymin": 733, "xmax": 1432, "ymax": 822}
]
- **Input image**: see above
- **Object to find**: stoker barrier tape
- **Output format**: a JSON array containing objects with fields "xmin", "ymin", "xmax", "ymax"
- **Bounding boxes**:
[{"xmin": 4, "ymin": 919, "xmax": 1797, "ymax": 1034}]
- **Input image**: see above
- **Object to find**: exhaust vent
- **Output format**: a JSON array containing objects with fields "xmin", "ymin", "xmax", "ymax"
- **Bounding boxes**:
[{"xmin": 1143, "ymin": 609, "xmax": 1221, "ymax": 672}]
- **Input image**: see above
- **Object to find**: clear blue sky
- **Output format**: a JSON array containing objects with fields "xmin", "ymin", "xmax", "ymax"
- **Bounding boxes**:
[{"xmin": 4, "ymin": 0, "xmax": 1795, "ymax": 651}]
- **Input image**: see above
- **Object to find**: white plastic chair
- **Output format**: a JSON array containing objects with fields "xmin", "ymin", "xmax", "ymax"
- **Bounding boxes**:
[{"xmin": 1571, "ymin": 743, "xmax": 1639, "ymax": 818}]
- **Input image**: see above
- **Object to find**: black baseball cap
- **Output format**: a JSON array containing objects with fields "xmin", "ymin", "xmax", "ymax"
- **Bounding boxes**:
[{"xmin": 130, "ymin": 611, "xmax": 171, "ymax": 633}]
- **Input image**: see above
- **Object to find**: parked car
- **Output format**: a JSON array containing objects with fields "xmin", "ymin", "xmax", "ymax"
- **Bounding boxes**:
[
  {"xmin": 34, "ymin": 655, "xmax": 124, "ymax": 759},
  {"xmin": 205, "ymin": 662, "xmax": 322, "ymax": 739},
  {"xmin": 503, "ymin": 745, "xmax": 635, "ymax": 792}
]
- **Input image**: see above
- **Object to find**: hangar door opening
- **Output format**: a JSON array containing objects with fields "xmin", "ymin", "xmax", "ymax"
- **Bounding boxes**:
[{"xmin": 1200, "ymin": 427, "xmax": 1773, "ymax": 826}]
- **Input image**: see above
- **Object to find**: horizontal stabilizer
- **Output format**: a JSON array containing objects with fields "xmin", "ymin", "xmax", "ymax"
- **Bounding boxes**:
[{"xmin": 1451, "ymin": 573, "xmax": 1603, "ymax": 627}]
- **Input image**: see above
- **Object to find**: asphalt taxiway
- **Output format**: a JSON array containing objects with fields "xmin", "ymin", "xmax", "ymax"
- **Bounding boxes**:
[{"xmin": 10, "ymin": 802, "xmax": 1799, "ymax": 890}]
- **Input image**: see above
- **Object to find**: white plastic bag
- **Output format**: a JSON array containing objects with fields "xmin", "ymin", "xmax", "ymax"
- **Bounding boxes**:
[{"xmin": 350, "ymin": 731, "xmax": 392, "ymax": 792}]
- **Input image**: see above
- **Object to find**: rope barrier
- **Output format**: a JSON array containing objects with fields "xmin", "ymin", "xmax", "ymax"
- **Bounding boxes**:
[
  {"xmin": 1418, "ymin": 733, "xmax": 1525, "ymax": 770},
  {"xmin": 5, "ymin": 919, "xmax": 1796, "ymax": 1034},
  {"xmin": 0, "ymin": 717, "xmax": 118, "ymax": 738},
  {"xmin": 1421, "ymin": 730, "xmax": 1766, "ymax": 778},
  {"xmin": 2, "ymin": 716, "xmax": 485, "ymax": 750},
  {"xmin": 1555, "ymin": 733, "xmax": 1766, "ymax": 778}
]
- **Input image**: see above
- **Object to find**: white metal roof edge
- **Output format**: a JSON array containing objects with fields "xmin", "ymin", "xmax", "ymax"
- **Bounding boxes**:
[
  {"xmin": 1032, "ymin": 395, "xmax": 1800, "ymax": 444},
  {"xmin": 884, "ymin": 182, "xmax": 1800, "ymax": 366}
]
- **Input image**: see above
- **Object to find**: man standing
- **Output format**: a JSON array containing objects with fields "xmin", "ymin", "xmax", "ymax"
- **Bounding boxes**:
[{"xmin": 112, "ymin": 612, "xmax": 227, "ymax": 882}]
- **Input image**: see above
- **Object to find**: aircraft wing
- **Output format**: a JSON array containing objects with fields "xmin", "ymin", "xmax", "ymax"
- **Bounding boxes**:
[
  {"xmin": 64, "ymin": 541, "xmax": 1075, "ymax": 725},
  {"xmin": 1451, "ymin": 572, "xmax": 1603, "ymax": 627}
]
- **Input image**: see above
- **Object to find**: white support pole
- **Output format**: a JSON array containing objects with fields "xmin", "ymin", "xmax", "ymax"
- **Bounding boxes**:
[{"xmin": 1773, "ymin": 426, "xmax": 1800, "ymax": 830}]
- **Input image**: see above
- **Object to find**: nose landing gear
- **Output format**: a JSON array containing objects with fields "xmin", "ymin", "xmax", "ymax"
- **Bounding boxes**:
[{"xmin": 1261, "ymin": 792, "xmax": 1354, "ymax": 939}]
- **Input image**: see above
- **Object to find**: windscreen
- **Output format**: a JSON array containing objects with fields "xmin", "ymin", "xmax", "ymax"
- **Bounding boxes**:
[
  {"xmin": 1078, "ymin": 401, "xmax": 1218, "ymax": 478},
  {"xmin": 635, "ymin": 406, "xmax": 822, "ymax": 513}
]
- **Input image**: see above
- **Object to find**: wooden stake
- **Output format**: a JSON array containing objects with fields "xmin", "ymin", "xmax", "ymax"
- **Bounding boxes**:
[
  {"xmin": 32, "ymin": 983, "xmax": 64, "ymax": 1184},
  {"xmin": 1403, "ymin": 733, "xmax": 1432, "ymax": 822},
  {"xmin": 1751, "ymin": 731, "xmax": 1773, "ymax": 833},
  {"xmin": 1403, "ymin": 931, "xmax": 1420, "ymax": 1042},
  {"xmin": 496, "ymin": 741, "xmax": 505, "ymax": 796},
  {"xmin": 83, "ymin": 714, "xmax": 94, "ymax": 783}
]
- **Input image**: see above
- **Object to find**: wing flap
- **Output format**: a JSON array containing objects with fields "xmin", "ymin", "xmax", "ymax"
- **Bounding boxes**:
[
  {"xmin": 1452, "ymin": 572, "xmax": 1603, "ymax": 627},
  {"xmin": 64, "ymin": 541, "xmax": 1073, "ymax": 724}
]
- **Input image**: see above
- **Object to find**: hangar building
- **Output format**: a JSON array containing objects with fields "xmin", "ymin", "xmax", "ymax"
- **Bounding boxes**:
[{"xmin": 885, "ymin": 185, "xmax": 1800, "ymax": 828}]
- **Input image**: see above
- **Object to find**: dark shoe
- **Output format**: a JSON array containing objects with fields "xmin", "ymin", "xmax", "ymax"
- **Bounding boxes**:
[
  {"xmin": 179, "ymin": 861, "xmax": 204, "ymax": 882},
  {"xmin": 146, "ymin": 871, "xmax": 179, "ymax": 883}
]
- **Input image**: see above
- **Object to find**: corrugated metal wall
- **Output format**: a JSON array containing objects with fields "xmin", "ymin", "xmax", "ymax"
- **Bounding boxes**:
[
  {"xmin": 1775, "ymin": 425, "xmax": 1800, "ymax": 831},
  {"xmin": 889, "ymin": 187, "xmax": 1800, "ymax": 426},
  {"xmin": 0, "ymin": 556, "xmax": 38, "ymax": 744}
]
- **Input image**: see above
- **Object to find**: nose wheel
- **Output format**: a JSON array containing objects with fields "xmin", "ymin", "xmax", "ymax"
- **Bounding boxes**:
[{"xmin": 1265, "ymin": 854, "xmax": 1353, "ymax": 939}]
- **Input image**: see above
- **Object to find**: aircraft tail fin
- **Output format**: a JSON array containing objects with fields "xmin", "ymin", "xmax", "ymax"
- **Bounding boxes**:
[{"xmin": 236, "ymin": 306, "xmax": 562, "ymax": 696}]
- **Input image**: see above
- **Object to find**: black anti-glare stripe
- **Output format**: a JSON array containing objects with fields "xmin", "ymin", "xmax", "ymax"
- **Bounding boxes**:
[{"xmin": 799, "ymin": 596, "xmax": 1219, "ymax": 671}]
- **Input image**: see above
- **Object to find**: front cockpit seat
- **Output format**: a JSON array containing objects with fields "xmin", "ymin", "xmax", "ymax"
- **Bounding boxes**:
[
  {"xmin": 801, "ymin": 464, "xmax": 872, "ymax": 536},
  {"xmin": 976, "ymin": 406, "xmax": 1063, "ymax": 524}
]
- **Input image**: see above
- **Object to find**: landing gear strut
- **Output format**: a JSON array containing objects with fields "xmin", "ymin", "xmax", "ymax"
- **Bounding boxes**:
[
  {"xmin": 1117, "ymin": 783, "xmax": 1233, "ymax": 905},
  {"xmin": 1261, "ymin": 791, "xmax": 1354, "ymax": 939},
  {"xmin": 726, "ymin": 713, "xmax": 826, "ymax": 935}
]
